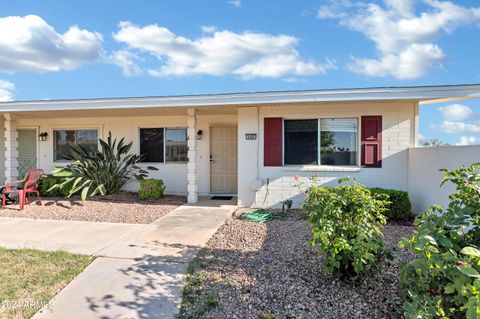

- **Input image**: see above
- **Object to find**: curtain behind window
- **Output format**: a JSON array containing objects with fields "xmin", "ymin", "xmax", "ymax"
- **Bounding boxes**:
[{"xmin": 320, "ymin": 118, "xmax": 357, "ymax": 165}]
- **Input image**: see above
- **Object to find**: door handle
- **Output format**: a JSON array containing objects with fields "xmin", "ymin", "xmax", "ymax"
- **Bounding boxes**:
[{"xmin": 210, "ymin": 155, "xmax": 214, "ymax": 163}]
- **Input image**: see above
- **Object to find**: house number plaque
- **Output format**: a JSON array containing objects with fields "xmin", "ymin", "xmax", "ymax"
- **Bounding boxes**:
[{"xmin": 245, "ymin": 133, "xmax": 257, "ymax": 140}]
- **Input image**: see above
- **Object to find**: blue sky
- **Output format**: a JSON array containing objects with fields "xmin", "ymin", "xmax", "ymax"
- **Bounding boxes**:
[{"xmin": 0, "ymin": 0, "xmax": 479, "ymax": 145}]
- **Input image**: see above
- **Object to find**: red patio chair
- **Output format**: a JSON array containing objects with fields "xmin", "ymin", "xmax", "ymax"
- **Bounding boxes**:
[{"xmin": 1, "ymin": 169, "xmax": 44, "ymax": 210}]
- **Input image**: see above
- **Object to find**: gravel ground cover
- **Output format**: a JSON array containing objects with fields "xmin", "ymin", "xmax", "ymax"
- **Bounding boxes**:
[
  {"xmin": 0, "ymin": 192, "xmax": 186, "ymax": 224},
  {"xmin": 179, "ymin": 211, "xmax": 415, "ymax": 319}
]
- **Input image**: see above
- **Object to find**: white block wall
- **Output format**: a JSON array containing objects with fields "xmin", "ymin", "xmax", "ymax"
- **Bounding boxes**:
[
  {"xmin": 237, "ymin": 107, "xmax": 259, "ymax": 206},
  {"xmin": 0, "ymin": 99, "xmax": 421, "ymax": 206},
  {"xmin": 0, "ymin": 117, "xmax": 5, "ymax": 184},
  {"xmin": 408, "ymin": 145, "xmax": 480, "ymax": 213},
  {"xmin": 236, "ymin": 101, "xmax": 418, "ymax": 208},
  {"xmin": 12, "ymin": 112, "xmax": 237, "ymax": 195},
  {"xmin": 4, "ymin": 113, "xmax": 19, "ymax": 182}
]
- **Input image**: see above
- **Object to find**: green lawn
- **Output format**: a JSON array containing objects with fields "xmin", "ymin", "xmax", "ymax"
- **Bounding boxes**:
[{"xmin": 0, "ymin": 247, "xmax": 93, "ymax": 319}]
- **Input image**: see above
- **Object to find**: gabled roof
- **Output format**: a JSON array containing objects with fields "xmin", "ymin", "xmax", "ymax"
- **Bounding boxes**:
[{"xmin": 0, "ymin": 83, "xmax": 479, "ymax": 112}]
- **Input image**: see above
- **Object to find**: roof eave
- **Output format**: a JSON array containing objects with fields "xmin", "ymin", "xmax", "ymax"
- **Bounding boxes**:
[{"xmin": 0, "ymin": 84, "xmax": 479, "ymax": 112}]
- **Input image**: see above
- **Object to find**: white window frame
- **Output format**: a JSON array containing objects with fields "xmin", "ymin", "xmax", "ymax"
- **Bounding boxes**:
[
  {"xmin": 52, "ymin": 128, "xmax": 100, "ymax": 163},
  {"xmin": 138, "ymin": 127, "xmax": 188, "ymax": 164},
  {"xmin": 282, "ymin": 117, "xmax": 360, "ymax": 168}
]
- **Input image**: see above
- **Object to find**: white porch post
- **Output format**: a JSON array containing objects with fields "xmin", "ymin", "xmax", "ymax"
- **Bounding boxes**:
[
  {"xmin": 4, "ymin": 113, "xmax": 18, "ymax": 182},
  {"xmin": 187, "ymin": 108, "xmax": 198, "ymax": 204}
]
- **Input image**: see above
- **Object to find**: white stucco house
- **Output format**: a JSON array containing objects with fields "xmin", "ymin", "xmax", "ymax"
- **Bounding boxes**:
[{"xmin": 0, "ymin": 84, "xmax": 479, "ymax": 211}]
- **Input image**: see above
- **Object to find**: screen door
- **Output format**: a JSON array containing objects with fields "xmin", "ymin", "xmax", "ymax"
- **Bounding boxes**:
[{"xmin": 210, "ymin": 125, "xmax": 237, "ymax": 193}]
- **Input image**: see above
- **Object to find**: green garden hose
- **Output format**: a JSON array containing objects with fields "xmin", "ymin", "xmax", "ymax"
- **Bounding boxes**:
[{"xmin": 239, "ymin": 209, "xmax": 287, "ymax": 223}]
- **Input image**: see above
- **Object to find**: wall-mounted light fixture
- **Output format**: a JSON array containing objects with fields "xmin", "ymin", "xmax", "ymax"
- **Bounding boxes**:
[
  {"xmin": 196, "ymin": 129, "xmax": 203, "ymax": 140},
  {"xmin": 38, "ymin": 132, "xmax": 48, "ymax": 142}
]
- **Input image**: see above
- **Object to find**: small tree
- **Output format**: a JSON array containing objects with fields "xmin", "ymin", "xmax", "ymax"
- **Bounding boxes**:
[
  {"xmin": 421, "ymin": 138, "xmax": 450, "ymax": 147},
  {"xmin": 50, "ymin": 132, "xmax": 157, "ymax": 200},
  {"xmin": 400, "ymin": 163, "xmax": 480, "ymax": 318},
  {"xmin": 302, "ymin": 177, "xmax": 391, "ymax": 280}
]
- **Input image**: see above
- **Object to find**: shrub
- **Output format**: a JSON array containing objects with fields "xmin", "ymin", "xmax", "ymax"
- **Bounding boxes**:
[
  {"xmin": 38, "ymin": 176, "xmax": 70, "ymax": 197},
  {"xmin": 139, "ymin": 179, "xmax": 165, "ymax": 200},
  {"xmin": 400, "ymin": 163, "xmax": 480, "ymax": 319},
  {"xmin": 49, "ymin": 132, "xmax": 157, "ymax": 200},
  {"xmin": 369, "ymin": 188, "xmax": 413, "ymax": 220},
  {"xmin": 302, "ymin": 177, "xmax": 391, "ymax": 280}
]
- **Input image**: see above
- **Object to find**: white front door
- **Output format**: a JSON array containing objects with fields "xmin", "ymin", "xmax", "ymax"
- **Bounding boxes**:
[{"xmin": 210, "ymin": 125, "xmax": 238, "ymax": 194}]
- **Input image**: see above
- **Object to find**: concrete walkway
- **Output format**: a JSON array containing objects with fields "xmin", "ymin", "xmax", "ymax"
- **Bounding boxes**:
[
  {"xmin": 0, "ymin": 217, "xmax": 144, "ymax": 255},
  {"xmin": 0, "ymin": 199, "xmax": 236, "ymax": 319}
]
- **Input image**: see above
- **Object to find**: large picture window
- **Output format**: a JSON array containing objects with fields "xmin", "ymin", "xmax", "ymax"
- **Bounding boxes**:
[
  {"xmin": 54, "ymin": 129, "xmax": 98, "ymax": 161},
  {"xmin": 140, "ymin": 128, "xmax": 187, "ymax": 163},
  {"xmin": 283, "ymin": 118, "xmax": 358, "ymax": 166}
]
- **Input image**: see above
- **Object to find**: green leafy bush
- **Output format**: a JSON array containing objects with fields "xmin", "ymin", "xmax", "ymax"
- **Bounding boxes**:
[
  {"xmin": 302, "ymin": 177, "xmax": 391, "ymax": 280},
  {"xmin": 38, "ymin": 176, "xmax": 70, "ymax": 197},
  {"xmin": 49, "ymin": 132, "xmax": 157, "ymax": 200},
  {"xmin": 369, "ymin": 188, "xmax": 413, "ymax": 220},
  {"xmin": 139, "ymin": 179, "xmax": 165, "ymax": 200},
  {"xmin": 400, "ymin": 163, "xmax": 480, "ymax": 319}
]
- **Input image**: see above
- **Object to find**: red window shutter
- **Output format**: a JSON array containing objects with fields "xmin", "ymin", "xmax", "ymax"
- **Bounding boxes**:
[
  {"xmin": 361, "ymin": 116, "xmax": 382, "ymax": 168},
  {"xmin": 264, "ymin": 117, "xmax": 283, "ymax": 166}
]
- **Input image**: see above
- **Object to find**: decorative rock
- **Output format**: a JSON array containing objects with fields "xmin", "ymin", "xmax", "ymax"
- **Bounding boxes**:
[{"xmin": 180, "ymin": 212, "xmax": 415, "ymax": 319}]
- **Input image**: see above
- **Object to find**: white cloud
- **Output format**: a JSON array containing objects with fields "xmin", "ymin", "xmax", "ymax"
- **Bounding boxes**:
[
  {"xmin": 318, "ymin": 6, "xmax": 348, "ymax": 19},
  {"xmin": 457, "ymin": 136, "xmax": 478, "ymax": 146},
  {"xmin": 348, "ymin": 43, "xmax": 445, "ymax": 79},
  {"xmin": 384, "ymin": 0, "xmax": 415, "ymax": 18},
  {"xmin": 234, "ymin": 56, "xmax": 335, "ymax": 79},
  {"xmin": 0, "ymin": 80, "xmax": 14, "ymax": 101},
  {"xmin": 113, "ymin": 22, "xmax": 331, "ymax": 79},
  {"xmin": 201, "ymin": 25, "xmax": 217, "ymax": 33},
  {"xmin": 318, "ymin": 0, "xmax": 355, "ymax": 19},
  {"xmin": 431, "ymin": 103, "xmax": 480, "ymax": 140},
  {"xmin": 431, "ymin": 121, "xmax": 480, "ymax": 134},
  {"xmin": 283, "ymin": 77, "xmax": 307, "ymax": 83},
  {"xmin": 0, "ymin": 15, "xmax": 103, "ymax": 72},
  {"xmin": 319, "ymin": 0, "xmax": 480, "ymax": 79},
  {"xmin": 438, "ymin": 104, "xmax": 475, "ymax": 122},
  {"xmin": 110, "ymin": 50, "xmax": 143, "ymax": 76},
  {"xmin": 228, "ymin": 0, "xmax": 241, "ymax": 8}
]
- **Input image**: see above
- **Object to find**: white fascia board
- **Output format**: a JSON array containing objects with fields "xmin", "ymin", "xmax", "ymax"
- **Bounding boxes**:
[{"xmin": 0, "ymin": 84, "xmax": 479, "ymax": 112}]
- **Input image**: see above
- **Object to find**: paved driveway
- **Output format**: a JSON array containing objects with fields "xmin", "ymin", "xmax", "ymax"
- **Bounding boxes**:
[{"xmin": 0, "ymin": 199, "xmax": 236, "ymax": 319}]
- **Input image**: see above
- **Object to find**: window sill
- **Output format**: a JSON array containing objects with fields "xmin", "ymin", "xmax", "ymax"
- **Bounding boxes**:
[{"xmin": 282, "ymin": 165, "xmax": 361, "ymax": 172}]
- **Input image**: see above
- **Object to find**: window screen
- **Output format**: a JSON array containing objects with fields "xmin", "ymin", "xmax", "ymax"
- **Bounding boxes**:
[
  {"xmin": 284, "ymin": 119, "xmax": 318, "ymax": 165},
  {"xmin": 165, "ymin": 129, "xmax": 188, "ymax": 162},
  {"xmin": 140, "ymin": 128, "xmax": 164, "ymax": 163},
  {"xmin": 320, "ymin": 118, "xmax": 357, "ymax": 165},
  {"xmin": 54, "ymin": 129, "xmax": 98, "ymax": 161}
]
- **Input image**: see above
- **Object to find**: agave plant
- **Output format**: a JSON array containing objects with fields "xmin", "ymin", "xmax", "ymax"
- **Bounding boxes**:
[{"xmin": 49, "ymin": 131, "xmax": 157, "ymax": 200}]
